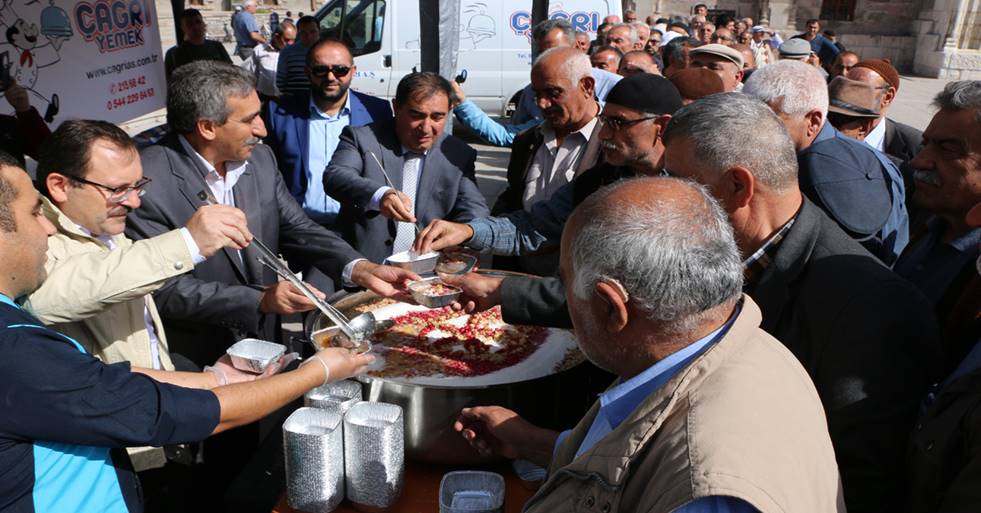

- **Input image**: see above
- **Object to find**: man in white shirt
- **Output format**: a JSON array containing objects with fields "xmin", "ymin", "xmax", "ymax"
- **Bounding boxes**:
[{"xmin": 243, "ymin": 20, "xmax": 296, "ymax": 101}]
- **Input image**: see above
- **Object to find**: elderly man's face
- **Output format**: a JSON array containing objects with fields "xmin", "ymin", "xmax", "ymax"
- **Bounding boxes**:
[
  {"xmin": 213, "ymin": 91, "xmax": 267, "ymax": 162},
  {"xmin": 539, "ymin": 27, "xmax": 574, "ymax": 51},
  {"xmin": 56, "ymin": 140, "xmax": 144, "ymax": 237},
  {"xmin": 575, "ymin": 32, "xmax": 591, "ymax": 52},
  {"xmin": 272, "ymin": 25, "xmax": 296, "ymax": 50},
  {"xmin": 691, "ymin": 54, "xmax": 742, "ymax": 91},
  {"xmin": 599, "ymin": 103, "xmax": 663, "ymax": 167},
  {"xmin": 635, "ymin": 25, "xmax": 650, "ymax": 46},
  {"xmin": 711, "ymin": 28, "xmax": 736, "ymax": 46},
  {"xmin": 847, "ymin": 66, "xmax": 895, "ymax": 113},
  {"xmin": 607, "ymin": 27, "xmax": 636, "ymax": 53},
  {"xmin": 393, "ymin": 91, "xmax": 449, "ymax": 153},
  {"xmin": 0, "ymin": 166, "xmax": 56, "ymax": 298},
  {"xmin": 698, "ymin": 24, "xmax": 715, "ymax": 43},
  {"xmin": 910, "ymin": 108, "xmax": 981, "ymax": 220},
  {"xmin": 591, "ymin": 50, "xmax": 620, "ymax": 72},
  {"xmin": 532, "ymin": 61, "xmax": 594, "ymax": 130}
]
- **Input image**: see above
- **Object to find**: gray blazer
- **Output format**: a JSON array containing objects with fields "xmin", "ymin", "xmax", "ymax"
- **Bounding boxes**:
[
  {"xmin": 126, "ymin": 134, "xmax": 363, "ymax": 366},
  {"xmin": 323, "ymin": 123, "xmax": 489, "ymax": 264}
]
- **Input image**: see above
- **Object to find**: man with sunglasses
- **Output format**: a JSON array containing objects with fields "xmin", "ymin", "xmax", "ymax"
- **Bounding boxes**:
[
  {"xmin": 26, "ymin": 120, "xmax": 258, "ymax": 471},
  {"xmin": 264, "ymin": 38, "xmax": 392, "ymax": 290}
]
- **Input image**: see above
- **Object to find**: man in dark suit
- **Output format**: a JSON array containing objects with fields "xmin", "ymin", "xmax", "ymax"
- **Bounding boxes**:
[
  {"xmin": 322, "ymin": 71, "xmax": 488, "ymax": 265},
  {"xmin": 448, "ymin": 93, "xmax": 941, "ymax": 513},
  {"xmin": 263, "ymin": 39, "xmax": 392, "ymax": 226}
]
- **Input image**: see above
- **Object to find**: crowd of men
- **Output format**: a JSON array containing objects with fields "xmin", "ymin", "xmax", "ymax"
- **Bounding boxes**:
[{"xmin": 0, "ymin": 4, "xmax": 979, "ymax": 513}]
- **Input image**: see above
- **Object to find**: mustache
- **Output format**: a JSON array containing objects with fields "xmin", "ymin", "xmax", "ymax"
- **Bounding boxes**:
[
  {"xmin": 913, "ymin": 169, "xmax": 941, "ymax": 186},
  {"xmin": 243, "ymin": 137, "xmax": 261, "ymax": 146}
]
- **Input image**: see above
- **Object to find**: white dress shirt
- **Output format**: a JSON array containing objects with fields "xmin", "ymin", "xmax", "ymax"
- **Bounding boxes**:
[
  {"xmin": 522, "ymin": 117, "xmax": 598, "ymax": 211},
  {"xmin": 865, "ymin": 117, "xmax": 887, "ymax": 152}
]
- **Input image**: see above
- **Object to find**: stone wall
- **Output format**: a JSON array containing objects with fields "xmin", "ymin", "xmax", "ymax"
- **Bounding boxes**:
[{"xmin": 839, "ymin": 34, "xmax": 919, "ymax": 69}]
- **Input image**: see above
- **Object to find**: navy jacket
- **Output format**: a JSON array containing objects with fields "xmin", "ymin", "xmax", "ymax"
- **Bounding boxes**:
[
  {"xmin": 798, "ymin": 122, "xmax": 909, "ymax": 265},
  {"xmin": 262, "ymin": 90, "xmax": 393, "ymax": 206}
]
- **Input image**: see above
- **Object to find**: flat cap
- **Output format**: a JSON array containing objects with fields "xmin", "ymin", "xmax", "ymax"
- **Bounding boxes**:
[
  {"xmin": 778, "ymin": 38, "xmax": 811, "ymax": 59},
  {"xmin": 690, "ymin": 43, "xmax": 744, "ymax": 67},
  {"xmin": 750, "ymin": 25, "xmax": 772, "ymax": 34}
]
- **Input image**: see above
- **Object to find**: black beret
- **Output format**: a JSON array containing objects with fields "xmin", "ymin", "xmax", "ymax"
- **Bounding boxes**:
[{"xmin": 604, "ymin": 73, "xmax": 683, "ymax": 115}]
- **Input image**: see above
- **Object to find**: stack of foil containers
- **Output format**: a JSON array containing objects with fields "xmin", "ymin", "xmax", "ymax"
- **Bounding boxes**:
[{"xmin": 285, "ymin": 380, "xmax": 404, "ymax": 512}]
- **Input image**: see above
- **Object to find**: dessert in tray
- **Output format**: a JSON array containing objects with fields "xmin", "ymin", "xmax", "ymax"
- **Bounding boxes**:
[{"xmin": 315, "ymin": 298, "xmax": 583, "ymax": 387}]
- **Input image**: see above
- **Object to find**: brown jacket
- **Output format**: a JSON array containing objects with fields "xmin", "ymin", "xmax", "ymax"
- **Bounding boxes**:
[{"xmin": 523, "ymin": 297, "xmax": 845, "ymax": 513}]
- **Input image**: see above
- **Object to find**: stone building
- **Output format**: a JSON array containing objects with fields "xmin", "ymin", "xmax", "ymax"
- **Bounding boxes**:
[
  {"xmin": 155, "ymin": 0, "xmax": 320, "ymax": 49},
  {"xmin": 633, "ymin": 0, "xmax": 980, "ymax": 78}
]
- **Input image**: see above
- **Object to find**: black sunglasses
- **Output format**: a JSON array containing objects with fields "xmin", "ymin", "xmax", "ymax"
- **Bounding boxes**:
[{"xmin": 310, "ymin": 64, "xmax": 352, "ymax": 78}]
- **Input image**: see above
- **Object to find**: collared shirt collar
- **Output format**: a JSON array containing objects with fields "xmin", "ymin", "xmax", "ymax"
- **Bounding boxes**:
[
  {"xmin": 926, "ymin": 216, "xmax": 981, "ymax": 253},
  {"xmin": 812, "ymin": 121, "xmax": 836, "ymax": 145},
  {"xmin": 743, "ymin": 215, "xmax": 798, "ymax": 290},
  {"xmin": 177, "ymin": 134, "xmax": 248, "ymax": 191},
  {"xmin": 598, "ymin": 302, "xmax": 742, "ymax": 429},
  {"xmin": 542, "ymin": 112, "xmax": 599, "ymax": 152},
  {"xmin": 864, "ymin": 117, "xmax": 887, "ymax": 152},
  {"xmin": 309, "ymin": 92, "xmax": 352, "ymax": 120},
  {"xmin": 0, "ymin": 293, "xmax": 18, "ymax": 309}
]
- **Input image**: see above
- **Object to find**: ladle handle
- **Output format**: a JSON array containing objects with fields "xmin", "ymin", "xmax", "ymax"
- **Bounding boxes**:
[{"xmin": 195, "ymin": 190, "xmax": 358, "ymax": 341}]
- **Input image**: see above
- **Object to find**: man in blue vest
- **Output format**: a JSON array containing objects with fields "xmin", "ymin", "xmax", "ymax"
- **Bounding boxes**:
[{"xmin": 0, "ymin": 152, "xmax": 373, "ymax": 513}]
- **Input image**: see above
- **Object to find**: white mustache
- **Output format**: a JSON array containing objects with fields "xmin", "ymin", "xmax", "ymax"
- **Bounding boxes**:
[
  {"xmin": 601, "ymin": 142, "xmax": 617, "ymax": 151},
  {"xmin": 913, "ymin": 170, "xmax": 941, "ymax": 186}
]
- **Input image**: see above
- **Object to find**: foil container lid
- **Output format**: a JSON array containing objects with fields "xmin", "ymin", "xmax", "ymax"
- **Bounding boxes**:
[
  {"xmin": 344, "ymin": 402, "xmax": 405, "ymax": 509},
  {"xmin": 283, "ymin": 407, "xmax": 345, "ymax": 512},
  {"xmin": 227, "ymin": 338, "xmax": 285, "ymax": 373}
]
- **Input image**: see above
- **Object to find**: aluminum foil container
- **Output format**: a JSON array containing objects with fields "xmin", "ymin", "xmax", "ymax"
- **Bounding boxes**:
[
  {"xmin": 439, "ymin": 471, "xmax": 505, "ymax": 513},
  {"xmin": 305, "ymin": 379, "xmax": 363, "ymax": 415},
  {"xmin": 344, "ymin": 402, "xmax": 404, "ymax": 510},
  {"xmin": 227, "ymin": 338, "xmax": 286, "ymax": 373},
  {"xmin": 386, "ymin": 250, "xmax": 439, "ymax": 274},
  {"xmin": 283, "ymin": 407, "xmax": 344, "ymax": 513},
  {"xmin": 408, "ymin": 277, "xmax": 463, "ymax": 308}
]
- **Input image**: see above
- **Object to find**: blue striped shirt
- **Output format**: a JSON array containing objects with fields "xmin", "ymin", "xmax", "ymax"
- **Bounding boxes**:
[{"xmin": 276, "ymin": 42, "xmax": 311, "ymax": 96}]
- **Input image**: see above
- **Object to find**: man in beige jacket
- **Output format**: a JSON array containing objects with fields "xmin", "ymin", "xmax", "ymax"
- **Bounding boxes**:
[
  {"xmin": 26, "ymin": 119, "xmax": 258, "ymax": 470},
  {"xmin": 455, "ymin": 177, "xmax": 845, "ymax": 512}
]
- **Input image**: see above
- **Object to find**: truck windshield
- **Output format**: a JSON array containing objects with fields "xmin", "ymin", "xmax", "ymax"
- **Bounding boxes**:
[{"xmin": 318, "ymin": 0, "xmax": 386, "ymax": 56}]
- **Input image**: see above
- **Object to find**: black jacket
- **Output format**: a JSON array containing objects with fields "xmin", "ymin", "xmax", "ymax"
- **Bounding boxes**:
[
  {"xmin": 502, "ymin": 199, "xmax": 942, "ymax": 513},
  {"xmin": 908, "ymin": 361, "xmax": 981, "ymax": 513}
]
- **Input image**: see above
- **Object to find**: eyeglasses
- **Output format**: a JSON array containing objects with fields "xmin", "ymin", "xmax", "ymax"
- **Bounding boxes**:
[
  {"xmin": 599, "ymin": 113, "xmax": 658, "ymax": 130},
  {"xmin": 71, "ymin": 176, "xmax": 151, "ymax": 203},
  {"xmin": 309, "ymin": 64, "xmax": 352, "ymax": 78}
]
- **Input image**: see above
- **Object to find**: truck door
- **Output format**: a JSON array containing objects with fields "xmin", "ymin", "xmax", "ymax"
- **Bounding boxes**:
[{"xmin": 315, "ymin": 0, "xmax": 392, "ymax": 98}]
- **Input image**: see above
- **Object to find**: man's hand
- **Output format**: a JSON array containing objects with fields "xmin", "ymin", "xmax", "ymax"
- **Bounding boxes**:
[
  {"xmin": 4, "ymin": 83, "xmax": 31, "ymax": 113},
  {"xmin": 450, "ymin": 80, "xmax": 467, "ymax": 107},
  {"xmin": 259, "ymin": 280, "xmax": 325, "ymax": 315},
  {"xmin": 311, "ymin": 347, "xmax": 376, "ymax": 382},
  {"xmin": 454, "ymin": 406, "xmax": 558, "ymax": 466},
  {"xmin": 185, "ymin": 204, "xmax": 253, "ymax": 257},
  {"xmin": 379, "ymin": 189, "xmax": 416, "ymax": 223},
  {"xmin": 413, "ymin": 219, "xmax": 474, "ymax": 254},
  {"xmin": 205, "ymin": 352, "xmax": 299, "ymax": 386},
  {"xmin": 440, "ymin": 272, "xmax": 504, "ymax": 313},
  {"xmin": 351, "ymin": 260, "xmax": 420, "ymax": 300}
]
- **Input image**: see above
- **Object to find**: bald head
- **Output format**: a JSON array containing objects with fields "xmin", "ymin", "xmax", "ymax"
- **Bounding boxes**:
[
  {"xmin": 619, "ymin": 51, "xmax": 659, "ymax": 77},
  {"xmin": 846, "ymin": 65, "xmax": 895, "ymax": 115}
]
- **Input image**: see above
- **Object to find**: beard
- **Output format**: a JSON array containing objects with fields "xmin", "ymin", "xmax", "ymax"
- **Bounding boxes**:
[{"xmin": 312, "ymin": 80, "xmax": 351, "ymax": 103}]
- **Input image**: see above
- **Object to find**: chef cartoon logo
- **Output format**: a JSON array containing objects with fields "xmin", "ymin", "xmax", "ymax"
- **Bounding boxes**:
[{"xmin": 0, "ymin": 0, "xmax": 72, "ymax": 122}]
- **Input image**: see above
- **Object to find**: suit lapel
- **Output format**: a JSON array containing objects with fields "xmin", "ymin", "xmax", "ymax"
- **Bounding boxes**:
[
  {"xmin": 167, "ymin": 135, "xmax": 251, "ymax": 282},
  {"xmin": 296, "ymin": 103, "xmax": 311, "ymax": 194},
  {"xmin": 349, "ymin": 91, "xmax": 371, "ymax": 126},
  {"xmin": 752, "ymin": 201, "xmax": 821, "ymax": 333},
  {"xmin": 233, "ymin": 163, "xmax": 267, "ymax": 283}
]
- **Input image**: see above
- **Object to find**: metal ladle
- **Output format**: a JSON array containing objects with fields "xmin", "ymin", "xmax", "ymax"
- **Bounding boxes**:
[{"xmin": 196, "ymin": 190, "xmax": 378, "ymax": 353}]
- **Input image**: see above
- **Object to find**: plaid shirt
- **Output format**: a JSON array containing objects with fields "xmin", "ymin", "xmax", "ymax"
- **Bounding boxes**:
[{"xmin": 743, "ymin": 217, "xmax": 797, "ymax": 291}]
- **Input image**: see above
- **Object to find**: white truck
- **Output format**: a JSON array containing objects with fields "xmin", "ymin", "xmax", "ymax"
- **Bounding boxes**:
[{"xmin": 313, "ymin": 0, "xmax": 621, "ymax": 116}]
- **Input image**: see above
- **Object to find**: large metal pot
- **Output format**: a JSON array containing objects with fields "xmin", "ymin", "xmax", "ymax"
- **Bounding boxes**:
[{"xmin": 299, "ymin": 278, "xmax": 592, "ymax": 465}]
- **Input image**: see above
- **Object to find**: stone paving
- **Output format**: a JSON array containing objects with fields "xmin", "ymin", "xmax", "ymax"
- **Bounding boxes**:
[{"xmin": 890, "ymin": 74, "xmax": 958, "ymax": 131}]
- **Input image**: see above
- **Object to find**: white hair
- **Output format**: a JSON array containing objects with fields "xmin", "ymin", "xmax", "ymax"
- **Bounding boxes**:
[
  {"xmin": 743, "ymin": 60, "xmax": 828, "ymax": 118},
  {"xmin": 610, "ymin": 23, "xmax": 639, "ymax": 43},
  {"xmin": 535, "ymin": 47, "xmax": 591, "ymax": 86},
  {"xmin": 241, "ymin": 0, "xmax": 257, "ymax": 7},
  {"xmin": 570, "ymin": 177, "xmax": 743, "ymax": 333}
]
